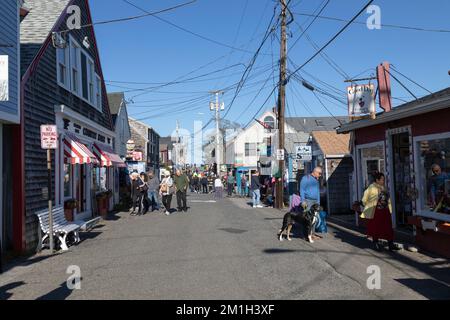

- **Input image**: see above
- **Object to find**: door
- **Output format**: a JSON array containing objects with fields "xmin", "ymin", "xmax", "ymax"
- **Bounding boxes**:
[{"xmin": 391, "ymin": 132, "xmax": 413, "ymax": 227}]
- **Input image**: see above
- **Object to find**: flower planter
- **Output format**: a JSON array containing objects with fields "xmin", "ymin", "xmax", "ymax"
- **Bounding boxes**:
[{"xmin": 64, "ymin": 208, "xmax": 74, "ymax": 222}]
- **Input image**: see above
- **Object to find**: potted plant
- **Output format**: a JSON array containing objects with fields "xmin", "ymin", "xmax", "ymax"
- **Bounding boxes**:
[
  {"xmin": 64, "ymin": 199, "xmax": 78, "ymax": 221},
  {"xmin": 96, "ymin": 191, "xmax": 108, "ymax": 218}
]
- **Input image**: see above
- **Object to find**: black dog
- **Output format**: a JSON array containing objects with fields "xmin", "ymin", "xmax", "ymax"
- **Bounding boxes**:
[{"xmin": 278, "ymin": 203, "xmax": 322, "ymax": 242}]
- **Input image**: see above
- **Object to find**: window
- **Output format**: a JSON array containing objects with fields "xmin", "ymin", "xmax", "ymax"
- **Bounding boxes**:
[
  {"xmin": 89, "ymin": 60, "xmax": 95, "ymax": 104},
  {"xmin": 95, "ymin": 74, "xmax": 102, "ymax": 110},
  {"xmin": 56, "ymin": 42, "xmax": 69, "ymax": 88},
  {"xmin": 416, "ymin": 137, "xmax": 450, "ymax": 216},
  {"xmin": 64, "ymin": 164, "xmax": 71, "ymax": 198},
  {"xmin": 94, "ymin": 167, "xmax": 108, "ymax": 192},
  {"xmin": 245, "ymin": 143, "xmax": 256, "ymax": 157},
  {"xmin": 69, "ymin": 38, "xmax": 80, "ymax": 94},
  {"xmin": 358, "ymin": 143, "xmax": 385, "ymax": 195},
  {"xmin": 81, "ymin": 52, "xmax": 88, "ymax": 100}
]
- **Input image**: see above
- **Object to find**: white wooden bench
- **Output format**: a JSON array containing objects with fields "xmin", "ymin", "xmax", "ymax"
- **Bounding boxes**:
[{"xmin": 35, "ymin": 206, "xmax": 85, "ymax": 251}]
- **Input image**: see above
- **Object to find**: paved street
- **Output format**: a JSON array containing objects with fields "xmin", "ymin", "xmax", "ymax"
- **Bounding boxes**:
[{"xmin": 1, "ymin": 192, "xmax": 449, "ymax": 300}]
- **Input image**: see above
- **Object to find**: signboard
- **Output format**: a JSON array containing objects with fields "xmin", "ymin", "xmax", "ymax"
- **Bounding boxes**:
[
  {"xmin": 0, "ymin": 55, "xmax": 8, "ymax": 101},
  {"xmin": 276, "ymin": 149, "xmax": 285, "ymax": 161},
  {"xmin": 347, "ymin": 84, "xmax": 375, "ymax": 116},
  {"xmin": 295, "ymin": 145, "xmax": 312, "ymax": 161},
  {"xmin": 132, "ymin": 151, "xmax": 143, "ymax": 161},
  {"xmin": 40, "ymin": 125, "xmax": 58, "ymax": 149}
]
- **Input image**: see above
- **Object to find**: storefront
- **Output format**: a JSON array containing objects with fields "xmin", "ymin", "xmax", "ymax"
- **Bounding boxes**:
[
  {"xmin": 55, "ymin": 105, "xmax": 125, "ymax": 220},
  {"xmin": 338, "ymin": 87, "xmax": 450, "ymax": 257}
]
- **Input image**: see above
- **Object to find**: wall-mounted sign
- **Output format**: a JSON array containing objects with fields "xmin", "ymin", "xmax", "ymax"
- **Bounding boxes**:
[
  {"xmin": 295, "ymin": 145, "xmax": 312, "ymax": 161},
  {"xmin": 347, "ymin": 84, "xmax": 375, "ymax": 116},
  {"xmin": 276, "ymin": 149, "xmax": 285, "ymax": 161},
  {"xmin": 40, "ymin": 125, "xmax": 58, "ymax": 149},
  {"xmin": 0, "ymin": 55, "xmax": 8, "ymax": 101}
]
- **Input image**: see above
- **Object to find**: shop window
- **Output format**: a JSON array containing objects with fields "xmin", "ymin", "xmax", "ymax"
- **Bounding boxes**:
[
  {"xmin": 359, "ymin": 144, "xmax": 385, "ymax": 194},
  {"xmin": 93, "ymin": 167, "xmax": 108, "ymax": 192},
  {"xmin": 64, "ymin": 163, "xmax": 71, "ymax": 198},
  {"xmin": 417, "ymin": 137, "xmax": 450, "ymax": 215}
]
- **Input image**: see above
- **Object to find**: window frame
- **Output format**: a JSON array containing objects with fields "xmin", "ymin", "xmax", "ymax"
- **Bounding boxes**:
[
  {"xmin": 56, "ymin": 35, "xmax": 70, "ymax": 90},
  {"xmin": 69, "ymin": 36, "xmax": 81, "ymax": 95},
  {"xmin": 413, "ymin": 132, "xmax": 450, "ymax": 222}
]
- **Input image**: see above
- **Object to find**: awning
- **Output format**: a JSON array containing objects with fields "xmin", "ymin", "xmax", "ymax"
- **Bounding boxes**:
[
  {"xmin": 64, "ymin": 132, "xmax": 99, "ymax": 165},
  {"xmin": 93, "ymin": 143, "xmax": 127, "ymax": 167}
]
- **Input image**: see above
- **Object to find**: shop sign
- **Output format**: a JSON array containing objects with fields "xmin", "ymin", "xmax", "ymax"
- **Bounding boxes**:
[
  {"xmin": 276, "ymin": 149, "xmax": 285, "ymax": 161},
  {"xmin": 347, "ymin": 84, "xmax": 375, "ymax": 116},
  {"xmin": 295, "ymin": 145, "xmax": 312, "ymax": 161},
  {"xmin": 40, "ymin": 125, "xmax": 58, "ymax": 149},
  {"xmin": 132, "ymin": 151, "xmax": 143, "ymax": 161},
  {"xmin": 0, "ymin": 55, "xmax": 8, "ymax": 101}
]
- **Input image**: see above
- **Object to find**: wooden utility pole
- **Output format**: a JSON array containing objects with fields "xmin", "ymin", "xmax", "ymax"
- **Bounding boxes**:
[{"xmin": 275, "ymin": 0, "xmax": 287, "ymax": 209}]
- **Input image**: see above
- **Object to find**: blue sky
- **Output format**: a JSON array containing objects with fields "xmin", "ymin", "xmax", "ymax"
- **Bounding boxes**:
[{"xmin": 89, "ymin": 0, "xmax": 450, "ymax": 137}]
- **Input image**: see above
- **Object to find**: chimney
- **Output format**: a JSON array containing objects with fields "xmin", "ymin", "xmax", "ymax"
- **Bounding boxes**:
[{"xmin": 376, "ymin": 62, "xmax": 392, "ymax": 113}]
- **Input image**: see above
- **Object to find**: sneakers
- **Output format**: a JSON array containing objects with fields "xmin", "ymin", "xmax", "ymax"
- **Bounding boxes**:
[
  {"xmin": 256, "ymin": 205, "xmax": 264, "ymax": 208},
  {"xmin": 165, "ymin": 211, "xmax": 170, "ymax": 215}
]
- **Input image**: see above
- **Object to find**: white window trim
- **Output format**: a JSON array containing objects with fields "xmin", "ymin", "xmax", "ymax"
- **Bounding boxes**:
[
  {"xmin": 56, "ymin": 35, "xmax": 70, "ymax": 90},
  {"xmin": 413, "ymin": 131, "xmax": 450, "ymax": 222},
  {"xmin": 95, "ymin": 74, "xmax": 102, "ymax": 111},
  {"xmin": 355, "ymin": 141, "xmax": 385, "ymax": 200},
  {"xmin": 69, "ymin": 36, "xmax": 81, "ymax": 96},
  {"xmin": 79, "ymin": 49, "xmax": 97, "ymax": 108}
]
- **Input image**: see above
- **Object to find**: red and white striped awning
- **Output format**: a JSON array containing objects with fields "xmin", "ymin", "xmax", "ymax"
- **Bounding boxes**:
[
  {"xmin": 93, "ymin": 143, "xmax": 127, "ymax": 167},
  {"xmin": 64, "ymin": 132, "xmax": 99, "ymax": 165}
]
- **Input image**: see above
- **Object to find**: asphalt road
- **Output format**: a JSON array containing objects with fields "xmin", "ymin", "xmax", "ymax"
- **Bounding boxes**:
[{"xmin": 1, "ymin": 192, "xmax": 449, "ymax": 300}]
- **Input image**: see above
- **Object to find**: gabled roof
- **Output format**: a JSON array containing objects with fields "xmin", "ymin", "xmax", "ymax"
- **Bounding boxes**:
[
  {"xmin": 20, "ymin": 0, "xmax": 71, "ymax": 72},
  {"xmin": 312, "ymin": 131, "xmax": 351, "ymax": 157},
  {"xmin": 286, "ymin": 116, "xmax": 349, "ymax": 133},
  {"xmin": 107, "ymin": 92, "xmax": 126, "ymax": 126}
]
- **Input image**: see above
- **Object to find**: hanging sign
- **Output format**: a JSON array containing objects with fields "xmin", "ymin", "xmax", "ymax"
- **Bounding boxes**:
[
  {"xmin": 276, "ymin": 149, "xmax": 285, "ymax": 161},
  {"xmin": 347, "ymin": 84, "xmax": 375, "ymax": 116},
  {"xmin": 295, "ymin": 145, "xmax": 312, "ymax": 161}
]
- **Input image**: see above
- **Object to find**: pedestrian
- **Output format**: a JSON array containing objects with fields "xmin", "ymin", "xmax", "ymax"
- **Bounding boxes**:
[
  {"xmin": 240, "ymin": 174, "xmax": 247, "ymax": 197},
  {"xmin": 160, "ymin": 170, "xmax": 174, "ymax": 215},
  {"xmin": 250, "ymin": 171, "xmax": 263, "ymax": 208},
  {"xmin": 290, "ymin": 191, "xmax": 302, "ymax": 213},
  {"xmin": 299, "ymin": 167, "xmax": 323, "ymax": 239},
  {"xmin": 130, "ymin": 172, "xmax": 145, "ymax": 216},
  {"xmin": 174, "ymin": 169, "xmax": 189, "ymax": 212},
  {"xmin": 208, "ymin": 174, "xmax": 214, "ymax": 193},
  {"xmin": 193, "ymin": 172, "xmax": 200, "ymax": 193},
  {"xmin": 139, "ymin": 172, "xmax": 149, "ymax": 214},
  {"xmin": 147, "ymin": 171, "xmax": 160, "ymax": 212},
  {"xmin": 214, "ymin": 175, "xmax": 223, "ymax": 199},
  {"xmin": 361, "ymin": 172, "xmax": 400, "ymax": 252},
  {"xmin": 201, "ymin": 173, "xmax": 208, "ymax": 194},
  {"xmin": 226, "ymin": 171, "xmax": 235, "ymax": 197}
]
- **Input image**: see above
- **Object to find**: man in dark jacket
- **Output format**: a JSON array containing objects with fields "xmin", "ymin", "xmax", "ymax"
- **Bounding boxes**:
[
  {"xmin": 147, "ymin": 171, "xmax": 160, "ymax": 212},
  {"xmin": 130, "ymin": 172, "xmax": 146, "ymax": 215},
  {"xmin": 250, "ymin": 171, "xmax": 263, "ymax": 208},
  {"xmin": 174, "ymin": 169, "xmax": 190, "ymax": 212}
]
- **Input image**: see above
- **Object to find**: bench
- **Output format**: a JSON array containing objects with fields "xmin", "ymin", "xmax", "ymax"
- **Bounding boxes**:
[{"xmin": 35, "ymin": 206, "xmax": 85, "ymax": 251}]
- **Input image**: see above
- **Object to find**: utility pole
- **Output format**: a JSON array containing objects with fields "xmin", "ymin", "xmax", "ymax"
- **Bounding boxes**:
[
  {"xmin": 275, "ymin": 0, "xmax": 287, "ymax": 209},
  {"xmin": 210, "ymin": 91, "xmax": 224, "ymax": 176}
]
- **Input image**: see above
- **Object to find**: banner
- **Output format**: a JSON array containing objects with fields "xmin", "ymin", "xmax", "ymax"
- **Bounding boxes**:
[{"xmin": 347, "ymin": 84, "xmax": 375, "ymax": 116}]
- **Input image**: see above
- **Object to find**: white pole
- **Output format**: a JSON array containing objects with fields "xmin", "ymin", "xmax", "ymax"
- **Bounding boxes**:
[{"xmin": 215, "ymin": 92, "xmax": 221, "ymax": 177}]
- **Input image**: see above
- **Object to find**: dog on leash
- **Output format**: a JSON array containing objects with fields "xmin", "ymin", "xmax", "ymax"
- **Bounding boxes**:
[{"xmin": 278, "ymin": 203, "xmax": 322, "ymax": 243}]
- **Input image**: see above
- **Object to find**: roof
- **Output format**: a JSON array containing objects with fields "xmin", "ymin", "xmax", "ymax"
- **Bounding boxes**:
[
  {"xmin": 20, "ymin": 0, "xmax": 71, "ymax": 73},
  {"xmin": 107, "ymin": 92, "xmax": 125, "ymax": 116},
  {"xmin": 337, "ymin": 87, "xmax": 450, "ymax": 133},
  {"xmin": 159, "ymin": 136, "xmax": 174, "ymax": 149},
  {"xmin": 312, "ymin": 131, "xmax": 351, "ymax": 157},
  {"xmin": 286, "ymin": 116, "xmax": 349, "ymax": 133}
]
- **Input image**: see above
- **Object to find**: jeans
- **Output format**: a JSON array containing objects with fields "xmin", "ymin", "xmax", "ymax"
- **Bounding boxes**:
[
  {"xmin": 252, "ymin": 189, "xmax": 261, "ymax": 207},
  {"xmin": 176, "ymin": 190, "xmax": 187, "ymax": 210},
  {"xmin": 215, "ymin": 187, "xmax": 223, "ymax": 199},
  {"xmin": 148, "ymin": 191, "xmax": 160, "ymax": 210},
  {"xmin": 202, "ymin": 184, "xmax": 208, "ymax": 193},
  {"xmin": 227, "ymin": 183, "xmax": 234, "ymax": 196},
  {"xmin": 162, "ymin": 194, "xmax": 172, "ymax": 212}
]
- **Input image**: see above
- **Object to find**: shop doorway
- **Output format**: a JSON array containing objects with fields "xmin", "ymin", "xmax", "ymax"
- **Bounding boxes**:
[{"xmin": 390, "ymin": 131, "xmax": 413, "ymax": 229}]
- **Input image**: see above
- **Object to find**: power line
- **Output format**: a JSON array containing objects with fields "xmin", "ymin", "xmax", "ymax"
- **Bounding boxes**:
[
  {"xmin": 122, "ymin": 0, "xmax": 271, "ymax": 55},
  {"xmin": 390, "ymin": 66, "xmax": 433, "ymax": 94},
  {"xmin": 293, "ymin": 12, "xmax": 450, "ymax": 34},
  {"xmin": 288, "ymin": 0, "xmax": 374, "ymax": 80},
  {"xmin": 59, "ymin": 0, "xmax": 197, "ymax": 34}
]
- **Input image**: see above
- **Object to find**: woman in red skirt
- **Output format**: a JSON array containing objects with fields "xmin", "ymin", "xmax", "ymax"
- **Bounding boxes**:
[{"xmin": 361, "ymin": 172, "xmax": 400, "ymax": 252}]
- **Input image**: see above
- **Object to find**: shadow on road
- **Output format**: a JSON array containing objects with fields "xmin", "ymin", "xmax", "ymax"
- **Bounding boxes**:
[
  {"xmin": 395, "ymin": 278, "xmax": 450, "ymax": 299},
  {"xmin": 0, "ymin": 281, "xmax": 26, "ymax": 300},
  {"xmin": 36, "ymin": 280, "xmax": 79, "ymax": 300}
]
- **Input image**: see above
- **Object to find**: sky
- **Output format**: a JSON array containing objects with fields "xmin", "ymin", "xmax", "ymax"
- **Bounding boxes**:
[{"xmin": 88, "ymin": 0, "xmax": 450, "ymax": 137}]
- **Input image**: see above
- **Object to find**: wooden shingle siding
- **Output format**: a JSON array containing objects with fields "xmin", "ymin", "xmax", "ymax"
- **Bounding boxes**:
[
  {"xmin": 0, "ymin": 0, "xmax": 19, "ymax": 121},
  {"xmin": 326, "ymin": 157, "xmax": 353, "ymax": 215},
  {"xmin": 21, "ymin": 0, "xmax": 113, "ymax": 251}
]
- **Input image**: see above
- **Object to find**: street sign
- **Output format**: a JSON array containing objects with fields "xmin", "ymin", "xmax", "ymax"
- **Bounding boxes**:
[
  {"xmin": 295, "ymin": 145, "xmax": 312, "ymax": 161},
  {"xmin": 276, "ymin": 149, "xmax": 285, "ymax": 161},
  {"xmin": 40, "ymin": 125, "xmax": 58, "ymax": 149}
]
